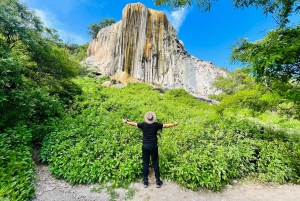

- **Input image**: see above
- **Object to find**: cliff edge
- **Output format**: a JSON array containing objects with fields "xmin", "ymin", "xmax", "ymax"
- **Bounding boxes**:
[{"xmin": 85, "ymin": 3, "xmax": 227, "ymax": 98}]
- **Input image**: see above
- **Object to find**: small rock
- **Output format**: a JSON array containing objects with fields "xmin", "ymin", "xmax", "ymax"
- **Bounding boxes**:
[
  {"xmin": 102, "ymin": 81, "xmax": 112, "ymax": 87},
  {"xmin": 45, "ymin": 186, "xmax": 56, "ymax": 191}
]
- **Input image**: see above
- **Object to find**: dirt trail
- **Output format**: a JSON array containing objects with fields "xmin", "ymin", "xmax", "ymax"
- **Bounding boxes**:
[{"xmin": 30, "ymin": 165, "xmax": 300, "ymax": 201}]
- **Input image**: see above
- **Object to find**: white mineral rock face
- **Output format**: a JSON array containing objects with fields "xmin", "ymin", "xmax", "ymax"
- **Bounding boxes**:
[{"xmin": 86, "ymin": 3, "xmax": 227, "ymax": 98}]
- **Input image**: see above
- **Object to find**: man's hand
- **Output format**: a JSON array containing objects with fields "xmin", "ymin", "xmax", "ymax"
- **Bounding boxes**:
[
  {"xmin": 122, "ymin": 119, "xmax": 137, "ymax": 127},
  {"xmin": 163, "ymin": 122, "xmax": 179, "ymax": 128}
]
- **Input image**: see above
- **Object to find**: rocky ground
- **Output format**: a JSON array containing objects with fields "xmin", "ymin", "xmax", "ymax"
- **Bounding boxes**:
[{"xmin": 30, "ymin": 164, "xmax": 300, "ymax": 201}]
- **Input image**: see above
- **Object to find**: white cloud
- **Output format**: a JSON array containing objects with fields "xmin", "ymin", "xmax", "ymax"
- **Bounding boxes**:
[
  {"xmin": 33, "ymin": 9, "xmax": 88, "ymax": 44},
  {"xmin": 165, "ymin": 7, "xmax": 188, "ymax": 33},
  {"xmin": 34, "ymin": 9, "xmax": 58, "ymax": 28}
]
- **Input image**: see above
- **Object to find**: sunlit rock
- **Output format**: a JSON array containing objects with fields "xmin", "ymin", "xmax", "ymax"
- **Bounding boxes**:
[{"xmin": 86, "ymin": 2, "xmax": 227, "ymax": 98}]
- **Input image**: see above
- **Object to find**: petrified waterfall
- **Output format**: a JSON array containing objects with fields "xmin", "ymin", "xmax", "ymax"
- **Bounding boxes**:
[{"xmin": 86, "ymin": 3, "xmax": 227, "ymax": 98}]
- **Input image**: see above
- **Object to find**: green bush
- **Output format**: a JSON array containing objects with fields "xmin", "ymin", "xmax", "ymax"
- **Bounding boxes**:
[
  {"xmin": 0, "ymin": 126, "xmax": 35, "ymax": 201},
  {"xmin": 257, "ymin": 141, "xmax": 299, "ymax": 183},
  {"xmin": 40, "ymin": 78, "xmax": 300, "ymax": 191}
]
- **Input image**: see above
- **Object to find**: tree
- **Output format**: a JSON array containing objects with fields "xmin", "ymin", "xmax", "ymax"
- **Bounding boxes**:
[
  {"xmin": 1, "ymin": 0, "xmax": 79, "ymax": 85},
  {"xmin": 230, "ymin": 25, "xmax": 300, "ymax": 105},
  {"xmin": 0, "ymin": 0, "xmax": 43, "ymax": 51},
  {"xmin": 87, "ymin": 18, "xmax": 115, "ymax": 39},
  {"xmin": 209, "ymin": 67, "xmax": 256, "ymax": 100},
  {"xmin": 154, "ymin": 0, "xmax": 300, "ymax": 26},
  {"xmin": 230, "ymin": 26, "xmax": 300, "ymax": 85},
  {"xmin": 209, "ymin": 68, "xmax": 300, "ymax": 118},
  {"xmin": 0, "ymin": 0, "xmax": 81, "ymax": 131}
]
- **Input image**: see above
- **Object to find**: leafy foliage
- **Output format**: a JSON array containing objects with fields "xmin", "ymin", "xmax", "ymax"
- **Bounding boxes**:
[
  {"xmin": 1, "ymin": 0, "xmax": 300, "ymax": 200},
  {"xmin": 40, "ymin": 78, "xmax": 300, "ymax": 192},
  {"xmin": 0, "ymin": 126, "xmax": 35, "ymax": 201},
  {"xmin": 87, "ymin": 18, "xmax": 115, "ymax": 39},
  {"xmin": 210, "ymin": 68, "xmax": 300, "ymax": 119},
  {"xmin": 209, "ymin": 67, "xmax": 256, "ymax": 100},
  {"xmin": 0, "ymin": 0, "xmax": 83, "ymax": 200},
  {"xmin": 0, "ymin": 0, "xmax": 82, "ymax": 132},
  {"xmin": 154, "ymin": 0, "xmax": 299, "ymax": 26},
  {"xmin": 231, "ymin": 0, "xmax": 299, "ymax": 26},
  {"xmin": 0, "ymin": 0, "xmax": 43, "ymax": 51},
  {"xmin": 231, "ymin": 26, "xmax": 300, "ymax": 84},
  {"xmin": 66, "ymin": 43, "xmax": 89, "ymax": 62},
  {"xmin": 230, "ymin": 26, "xmax": 300, "ymax": 107}
]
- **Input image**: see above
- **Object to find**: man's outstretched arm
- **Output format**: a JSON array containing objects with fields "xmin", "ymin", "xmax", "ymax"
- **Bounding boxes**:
[
  {"xmin": 122, "ymin": 119, "xmax": 138, "ymax": 127},
  {"xmin": 163, "ymin": 122, "xmax": 179, "ymax": 128}
]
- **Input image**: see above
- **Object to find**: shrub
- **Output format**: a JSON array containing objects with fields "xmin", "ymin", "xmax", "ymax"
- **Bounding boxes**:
[
  {"xmin": 40, "ymin": 78, "xmax": 300, "ymax": 192},
  {"xmin": 0, "ymin": 126, "xmax": 35, "ymax": 201}
]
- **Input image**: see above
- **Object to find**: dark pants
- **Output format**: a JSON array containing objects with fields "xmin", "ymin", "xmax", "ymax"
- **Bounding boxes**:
[{"xmin": 142, "ymin": 144, "xmax": 160, "ymax": 182}]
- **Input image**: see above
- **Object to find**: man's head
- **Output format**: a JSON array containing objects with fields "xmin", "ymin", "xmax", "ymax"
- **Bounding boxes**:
[{"xmin": 144, "ymin": 111, "xmax": 156, "ymax": 124}]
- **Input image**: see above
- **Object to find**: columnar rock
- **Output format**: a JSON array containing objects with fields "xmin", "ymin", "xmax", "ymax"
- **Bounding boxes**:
[{"xmin": 86, "ymin": 2, "xmax": 227, "ymax": 97}]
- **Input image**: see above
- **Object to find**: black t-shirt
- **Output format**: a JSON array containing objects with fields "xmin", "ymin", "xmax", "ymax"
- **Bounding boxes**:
[{"xmin": 137, "ymin": 122, "xmax": 163, "ymax": 146}]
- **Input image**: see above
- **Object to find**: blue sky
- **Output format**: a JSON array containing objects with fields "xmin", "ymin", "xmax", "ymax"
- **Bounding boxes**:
[{"xmin": 22, "ymin": 0, "xmax": 299, "ymax": 71}]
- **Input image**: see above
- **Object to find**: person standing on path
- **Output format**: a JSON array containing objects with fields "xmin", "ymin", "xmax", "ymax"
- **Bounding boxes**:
[{"xmin": 122, "ymin": 111, "xmax": 179, "ymax": 188}]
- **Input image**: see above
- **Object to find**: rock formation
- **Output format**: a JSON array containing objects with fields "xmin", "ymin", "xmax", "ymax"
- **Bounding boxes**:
[{"xmin": 85, "ymin": 2, "xmax": 227, "ymax": 98}]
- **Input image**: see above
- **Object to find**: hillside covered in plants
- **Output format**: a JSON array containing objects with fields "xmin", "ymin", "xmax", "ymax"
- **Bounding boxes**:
[
  {"xmin": 40, "ymin": 75, "xmax": 300, "ymax": 191},
  {"xmin": 1, "ymin": 0, "xmax": 300, "ymax": 201}
]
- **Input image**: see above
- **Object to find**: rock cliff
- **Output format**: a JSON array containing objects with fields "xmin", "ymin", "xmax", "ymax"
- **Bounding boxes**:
[{"xmin": 85, "ymin": 2, "xmax": 227, "ymax": 98}]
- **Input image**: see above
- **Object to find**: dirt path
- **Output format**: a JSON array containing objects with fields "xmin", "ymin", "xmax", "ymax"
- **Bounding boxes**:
[{"xmin": 31, "ymin": 165, "xmax": 300, "ymax": 201}]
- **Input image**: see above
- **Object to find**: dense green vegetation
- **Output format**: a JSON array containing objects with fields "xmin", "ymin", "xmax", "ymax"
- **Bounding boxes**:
[
  {"xmin": 230, "ymin": 25, "xmax": 300, "ymax": 105},
  {"xmin": 38, "ymin": 76, "xmax": 300, "ymax": 193},
  {"xmin": 1, "ymin": 0, "xmax": 299, "ymax": 200},
  {"xmin": 0, "ymin": 0, "xmax": 86, "ymax": 200},
  {"xmin": 0, "ymin": 126, "xmax": 35, "ymax": 200}
]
